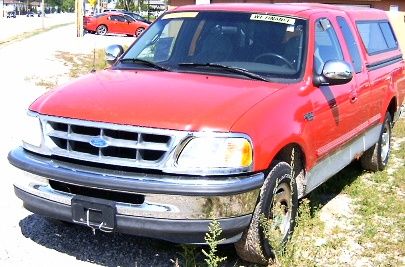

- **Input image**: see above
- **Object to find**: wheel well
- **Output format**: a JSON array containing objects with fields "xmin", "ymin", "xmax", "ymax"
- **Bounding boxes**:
[
  {"xmin": 274, "ymin": 144, "xmax": 305, "ymax": 170},
  {"xmin": 387, "ymin": 97, "xmax": 397, "ymax": 119},
  {"xmin": 273, "ymin": 144, "xmax": 306, "ymax": 198}
]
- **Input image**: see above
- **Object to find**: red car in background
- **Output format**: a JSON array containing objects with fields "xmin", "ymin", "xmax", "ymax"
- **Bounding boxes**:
[{"xmin": 84, "ymin": 12, "xmax": 149, "ymax": 37}]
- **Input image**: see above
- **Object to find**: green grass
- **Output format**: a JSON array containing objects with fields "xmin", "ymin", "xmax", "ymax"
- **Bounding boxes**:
[
  {"xmin": 55, "ymin": 49, "xmax": 108, "ymax": 79},
  {"xmin": 255, "ymin": 118, "xmax": 405, "ymax": 266},
  {"xmin": 34, "ymin": 79, "xmax": 58, "ymax": 89},
  {"xmin": 29, "ymin": 49, "xmax": 108, "ymax": 90}
]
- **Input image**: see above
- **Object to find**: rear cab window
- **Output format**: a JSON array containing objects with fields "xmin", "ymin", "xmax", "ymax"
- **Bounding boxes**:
[
  {"xmin": 355, "ymin": 19, "xmax": 402, "ymax": 70},
  {"xmin": 356, "ymin": 20, "xmax": 398, "ymax": 55}
]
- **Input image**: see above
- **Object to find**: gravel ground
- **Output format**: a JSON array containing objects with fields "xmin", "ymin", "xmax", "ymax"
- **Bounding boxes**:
[{"xmin": 0, "ymin": 23, "xmax": 242, "ymax": 267}]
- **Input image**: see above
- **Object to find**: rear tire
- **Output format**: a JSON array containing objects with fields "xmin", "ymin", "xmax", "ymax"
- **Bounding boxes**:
[
  {"xmin": 96, "ymin": 25, "xmax": 108, "ymax": 35},
  {"xmin": 360, "ymin": 112, "xmax": 392, "ymax": 171},
  {"xmin": 235, "ymin": 162, "xmax": 298, "ymax": 264}
]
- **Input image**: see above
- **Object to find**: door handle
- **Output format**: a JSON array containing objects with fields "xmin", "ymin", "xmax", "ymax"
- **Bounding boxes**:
[
  {"xmin": 350, "ymin": 95, "xmax": 358, "ymax": 103},
  {"xmin": 350, "ymin": 89, "xmax": 358, "ymax": 104}
]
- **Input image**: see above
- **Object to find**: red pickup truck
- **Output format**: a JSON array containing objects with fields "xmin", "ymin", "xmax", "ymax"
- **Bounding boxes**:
[{"xmin": 9, "ymin": 3, "xmax": 405, "ymax": 263}]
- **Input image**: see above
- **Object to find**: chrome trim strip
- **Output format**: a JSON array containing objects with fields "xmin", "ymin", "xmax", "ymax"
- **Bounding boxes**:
[{"xmin": 305, "ymin": 124, "xmax": 381, "ymax": 195}]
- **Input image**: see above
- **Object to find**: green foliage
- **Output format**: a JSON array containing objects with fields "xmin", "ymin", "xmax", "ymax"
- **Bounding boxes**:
[
  {"xmin": 61, "ymin": 0, "xmax": 75, "ymax": 12},
  {"xmin": 177, "ymin": 244, "xmax": 200, "ymax": 267},
  {"xmin": 202, "ymin": 218, "xmax": 227, "ymax": 267},
  {"xmin": 115, "ymin": 0, "xmax": 139, "ymax": 11},
  {"xmin": 38, "ymin": 0, "xmax": 75, "ymax": 12},
  {"xmin": 260, "ymin": 199, "xmax": 320, "ymax": 266},
  {"xmin": 54, "ymin": 48, "xmax": 107, "ymax": 79}
]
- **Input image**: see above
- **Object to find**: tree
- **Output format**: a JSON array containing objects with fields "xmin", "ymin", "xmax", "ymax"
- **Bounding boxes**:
[
  {"xmin": 61, "ymin": 0, "xmax": 75, "ymax": 12},
  {"xmin": 116, "ymin": 0, "xmax": 139, "ymax": 11}
]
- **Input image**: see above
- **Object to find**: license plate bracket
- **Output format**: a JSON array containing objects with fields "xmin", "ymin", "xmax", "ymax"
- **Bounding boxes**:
[{"xmin": 71, "ymin": 195, "xmax": 116, "ymax": 232}]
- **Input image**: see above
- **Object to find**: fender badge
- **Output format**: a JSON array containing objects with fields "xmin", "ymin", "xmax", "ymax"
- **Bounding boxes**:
[
  {"xmin": 304, "ymin": 112, "xmax": 314, "ymax": 121},
  {"xmin": 90, "ymin": 137, "xmax": 108, "ymax": 148}
]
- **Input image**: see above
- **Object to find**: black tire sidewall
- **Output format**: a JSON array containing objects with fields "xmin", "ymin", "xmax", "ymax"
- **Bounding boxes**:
[
  {"xmin": 258, "ymin": 162, "xmax": 298, "ymax": 259},
  {"xmin": 377, "ymin": 113, "xmax": 392, "ymax": 169}
]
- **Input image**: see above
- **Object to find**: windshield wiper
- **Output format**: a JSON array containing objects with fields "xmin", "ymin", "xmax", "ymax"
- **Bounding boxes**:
[
  {"xmin": 178, "ymin": 62, "xmax": 269, "ymax": 82},
  {"xmin": 119, "ymin": 58, "xmax": 170, "ymax": 71}
]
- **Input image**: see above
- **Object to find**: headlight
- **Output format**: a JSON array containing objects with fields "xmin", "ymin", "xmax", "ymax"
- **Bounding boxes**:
[
  {"xmin": 176, "ymin": 137, "xmax": 253, "ymax": 171},
  {"xmin": 22, "ymin": 112, "xmax": 42, "ymax": 148}
]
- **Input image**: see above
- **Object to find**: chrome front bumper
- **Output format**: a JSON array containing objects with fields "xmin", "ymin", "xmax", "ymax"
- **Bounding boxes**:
[
  {"xmin": 9, "ymin": 147, "xmax": 264, "ymax": 243},
  {"xmin": 13, "ymin": 169, "xmax": 260, "ymax": 220}
]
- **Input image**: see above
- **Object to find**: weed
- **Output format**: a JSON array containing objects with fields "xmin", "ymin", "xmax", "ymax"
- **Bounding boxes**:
[
  {"xmin": 35, "ymin": 79, "xmax": 58, "ymax": 89},
  {"xmin": 259, "ymin": 199, "xmax": 322, "ymax": 266},
  {"xmin": 55, "ymin": 50, "xmax": 107, "ymax": 78},
  {"xmin": 202, "ymin": 217, "xmax": 227, "ymax": 267},
  {"xmin": 176, "ymin": 244, "xmax": 201, "ymax": 267}
]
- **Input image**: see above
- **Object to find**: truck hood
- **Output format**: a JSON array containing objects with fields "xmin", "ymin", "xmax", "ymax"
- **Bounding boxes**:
[{"xmin": 30, "ymin": 70, "xmax": 285, "ymax": 131}]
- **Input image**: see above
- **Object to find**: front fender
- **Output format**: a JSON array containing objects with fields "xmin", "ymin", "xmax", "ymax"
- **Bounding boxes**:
[{"xmin": 231, "ymin": 83, "xmax": 315, "ymax": 172}]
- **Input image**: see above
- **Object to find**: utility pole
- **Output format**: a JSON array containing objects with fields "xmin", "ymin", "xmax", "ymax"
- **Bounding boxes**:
[
  {"xmin": 75, "ymin": 0, "xmax": 84, "ymax": 37},
  {"xmin": 41, "ymin": 0, "xmax": 44, "ymax": 29},
  {"xmin": 147, "ymin": 0, "xmax": 150, "ymax": 21}
]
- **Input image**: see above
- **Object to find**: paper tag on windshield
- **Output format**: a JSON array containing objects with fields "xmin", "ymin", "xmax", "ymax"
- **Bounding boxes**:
[
  {"xmin": 250, "ymin": 14, "xmax": 296, "ymax": 25},
  {"xmin": 162, "ymin": 12, "xmax": 199, "ymax": 19},
  {"xmin": 286, "ymin": 25, "xmax": 295, "ymax": 32}
]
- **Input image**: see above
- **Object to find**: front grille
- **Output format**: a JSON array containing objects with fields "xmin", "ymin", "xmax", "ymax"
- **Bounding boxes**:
[{"xmin": 41, "ymin": 116, "xmax": 183, "ymax": 169}]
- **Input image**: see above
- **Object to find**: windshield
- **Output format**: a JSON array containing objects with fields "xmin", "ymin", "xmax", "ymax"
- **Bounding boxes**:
[{"xmin": 120, "ymin": 11, "xmax": 307, "ymax": 81}]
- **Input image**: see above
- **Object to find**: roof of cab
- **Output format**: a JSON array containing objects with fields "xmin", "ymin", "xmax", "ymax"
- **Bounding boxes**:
[{"xmin": 171, "ymin": 3, "xmax": 387, "ymax": 20}]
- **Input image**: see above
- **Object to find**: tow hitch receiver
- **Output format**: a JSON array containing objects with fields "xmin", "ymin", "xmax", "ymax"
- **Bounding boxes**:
[{"xmin": 72, "ymin": 195, "xmax": 116, "ymax": 233}]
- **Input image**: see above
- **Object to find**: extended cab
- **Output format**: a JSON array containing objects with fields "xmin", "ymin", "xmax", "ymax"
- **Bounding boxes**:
[{"xmin": 9, "ymin": 3, "xmax": 405, "ymax": 263}]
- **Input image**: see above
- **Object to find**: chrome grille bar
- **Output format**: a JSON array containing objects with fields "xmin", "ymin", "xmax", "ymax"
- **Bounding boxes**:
[{"xmin": 39, "ymin": 115, "xmax": 187, "ymax": 169}]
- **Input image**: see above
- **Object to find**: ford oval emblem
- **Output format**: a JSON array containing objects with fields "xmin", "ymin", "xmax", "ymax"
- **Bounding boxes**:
[{"xmin": 90, "ymin": 137, "xmax": 108, "ymax": 148}]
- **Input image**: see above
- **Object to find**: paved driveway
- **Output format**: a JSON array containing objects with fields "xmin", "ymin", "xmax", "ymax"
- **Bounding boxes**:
[{"xmin": 0, "ymin": 13, "xmax": 75, "ymax": 42}]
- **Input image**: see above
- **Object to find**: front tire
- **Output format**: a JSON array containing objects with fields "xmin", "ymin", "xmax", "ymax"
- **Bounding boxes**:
[
  {"xmin": 235, "ymin": 162, "xmax": 298, "ymax": 264},
  {"xmin": 96, "ymin": 25, "xmax": 108, "ymax": 35},
  {"xmin": 360, "ymin": 112, "xmax": 392, "ymax": 171},
  {"xmin": 135, "ymin": 27, "xmax": 145, "ymax": 37}
]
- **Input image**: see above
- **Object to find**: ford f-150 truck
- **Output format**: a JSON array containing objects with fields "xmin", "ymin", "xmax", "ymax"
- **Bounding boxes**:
[{"xmin": 8, "ymin": 3, "xmax": 405, "ymax": 263}]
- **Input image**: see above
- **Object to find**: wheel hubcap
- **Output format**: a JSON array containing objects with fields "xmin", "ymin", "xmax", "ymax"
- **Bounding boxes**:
[
  {"xmin": 271, "ymin": 182, "xmax": 292, "ymax": 239},
  {"xmin": 136, "ymin": 28, "xmax": 144, "ymax": 36},
  {"xmin": 98, "ymin": 27, "xmax": 106, "ymax": 34},
  {"xmin": 380, "ymin": 122, "xmax": 390, "ymax": 162}
]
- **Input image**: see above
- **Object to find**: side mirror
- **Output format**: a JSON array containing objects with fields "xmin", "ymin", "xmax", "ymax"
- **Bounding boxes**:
[
  {"xmin": 313, "ymin": 60, "xmax": 353, "ymax": 87},
  {"xmin": 105, "ymin": 45, "xmax": 124, "ymax": 65}
]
